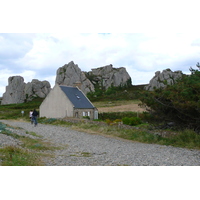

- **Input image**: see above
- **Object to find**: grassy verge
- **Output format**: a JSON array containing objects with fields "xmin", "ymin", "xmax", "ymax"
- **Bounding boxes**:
[
  {"xmin": 72, "ymin": 123, "xmax": 200, "ymax": 149},
  {"xmin": 0, "ymin": 145, "xmax": 43, "ymax": 166},
  {"xmin": 38, "ymin": 118, "xmax": 200, "ymax": 150},
  {"xmin": 0, "ymin": 122, "xmax": 61, "ymax": 166}
]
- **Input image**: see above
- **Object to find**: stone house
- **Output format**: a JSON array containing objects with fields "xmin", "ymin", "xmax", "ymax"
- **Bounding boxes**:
[{"xmin": 39, "ymin": 84, "xmax": 98, "ymax": 120}]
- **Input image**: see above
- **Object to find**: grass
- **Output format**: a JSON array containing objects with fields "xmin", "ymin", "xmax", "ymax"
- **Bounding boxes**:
[
  {"xmin": 0, "ymin": 146, "xmax": 42, "ymax": 166},
  {"xmin": 72, "ymin": 123, "xmax": 200, "ymax": 149},
  {"xmin": 69, "ymin": 152, "xmax": 92, "ymax": 157},
  {"xmin": 0, "ymin": 122, "xmax": 62, "ymax": 166},
  {"xmin": 0, "ymin": 97, "xmax": 43, "ymax": 120}
]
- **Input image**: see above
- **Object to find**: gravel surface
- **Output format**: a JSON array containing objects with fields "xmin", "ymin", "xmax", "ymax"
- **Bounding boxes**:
[{"xmin": 0, "ymin": 120, "xmax": 200, "ymax": 166}]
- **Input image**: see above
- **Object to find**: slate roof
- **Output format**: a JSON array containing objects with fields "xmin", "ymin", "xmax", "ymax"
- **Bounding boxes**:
[{"xmin": 59, "ymin": 85, "xmax": 95, "ymax": 109}]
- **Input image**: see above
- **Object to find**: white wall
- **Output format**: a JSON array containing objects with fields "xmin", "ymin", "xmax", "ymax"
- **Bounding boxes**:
[{"xmin": 39, "ymin": 84, "xmax": 74, "ymax": 118}]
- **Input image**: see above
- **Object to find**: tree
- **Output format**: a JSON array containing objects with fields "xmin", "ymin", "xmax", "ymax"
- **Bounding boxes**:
[{"xmin": 140, "ymin": 63, "xmax": 200, "ymax": 132}]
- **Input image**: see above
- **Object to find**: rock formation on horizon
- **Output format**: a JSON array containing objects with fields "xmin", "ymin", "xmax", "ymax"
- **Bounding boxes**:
[
  {"xmin": 145, "ymin": 69, "xmax": 183, "ymax": 91},
  {"xmin": 24, "ymin": 79, "xmax": 51, "ymax": 101},
  {"xmin": 1, "ymin": 76, "xmax": 51, "ymax": 105},
  {"xmin": 87, "ymin": 64, "xmax": 131, "ymax": 90},
  {"xmin": 55, "ymin": 61, "xmax": 132, "ymax": 94},
  {"xmin": 1, "ymin": 61, "xmax": 132, "ymax": 105},
  {"xmin": 55, "ymin": 61, "xmax": 95, "ymax": 94},
  {"xmin": 1, "ymin": 76, "xmax": 26, "ymax": 105}
]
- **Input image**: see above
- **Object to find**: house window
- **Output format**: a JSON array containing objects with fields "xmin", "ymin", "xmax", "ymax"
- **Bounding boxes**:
[
  {"xmin": 88, "ymin": 111, "xmax": 90, "ymax": 116},
  {"xmin": 83, "ymin": 111, "xmax": 89, "ymax": 117},
  {"xmin": 75, "ymin": 94, "xmax": 81, "ymax": 99}
]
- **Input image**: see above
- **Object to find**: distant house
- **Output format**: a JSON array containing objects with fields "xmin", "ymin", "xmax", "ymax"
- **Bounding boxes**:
[{"xmin": 39, "ymin": 84, "xmax": 98, "ymax": 120}]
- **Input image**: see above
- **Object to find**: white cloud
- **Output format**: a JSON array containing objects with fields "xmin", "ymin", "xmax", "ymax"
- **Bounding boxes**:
[{"xmin": 20, "ymin": 70, "xmax": 36, "ymax": 83}]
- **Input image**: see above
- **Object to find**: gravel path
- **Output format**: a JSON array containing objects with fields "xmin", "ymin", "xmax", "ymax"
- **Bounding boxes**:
[{"xmin": 0, "ymin": 120, "xmax": 200, "ymax": 166}]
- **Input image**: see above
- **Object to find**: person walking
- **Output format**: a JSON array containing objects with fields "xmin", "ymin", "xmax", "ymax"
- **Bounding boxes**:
[
  {"xmin": 29, "ymin": 110, "xmax": 33, "ymax": 124},
  {"xmin": 32, "ymin": 109, "xmax": 38, "ymax": 127}
]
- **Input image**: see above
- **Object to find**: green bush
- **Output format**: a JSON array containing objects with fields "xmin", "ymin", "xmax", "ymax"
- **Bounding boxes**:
[
  {"xmin": 99, "ymin": 112, "xmax": 138, "ymax": 121},
  {"xmin": 83, "ymin": 116, "xmax": 90, "ymax": 120},
  {"xmin": 122, "ymin": 117, "xmax": 142, "ymax": 126},
  {"xmin": 122, "ymin": 117, "xmax": 131, "ymax": 125}
]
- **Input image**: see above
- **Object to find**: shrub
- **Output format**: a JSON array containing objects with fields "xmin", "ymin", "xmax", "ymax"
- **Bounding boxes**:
[
  {"xmin": 122, "ymin": 117, "xmax": 131, "ymax": 125},
  {"xmin": 83, "ymin": 116, "xmax": 90, "ymax": 120},
  {"xmin": 99, "ymin": 112, "xmax": 138, "ymax": 121},
  {"xmin": 106, "ymin": 119, "xmax": 112, "ymax": 125},
  {"xmin": 122, "ymin": 117, "xmax": 142, "ymax": 126},
  {"xmin": 113, "ymin": 119, "xmax": 122, "ymax": 123}
]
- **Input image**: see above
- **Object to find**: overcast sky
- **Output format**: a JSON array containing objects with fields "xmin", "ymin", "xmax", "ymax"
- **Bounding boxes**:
[{"xmin": 1, "ymin": 0, "xmax": 200, "ymax": 97}]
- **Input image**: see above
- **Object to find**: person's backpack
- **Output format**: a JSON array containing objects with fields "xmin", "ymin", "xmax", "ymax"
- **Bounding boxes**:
[{"xmin": 32, "ymin": 110, "xmax": 38, "ymax": 116}]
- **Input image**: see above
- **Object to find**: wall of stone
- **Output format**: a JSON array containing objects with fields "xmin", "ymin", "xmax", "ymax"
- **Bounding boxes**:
[{"xmin": 74, "ymin": 108, "xmax": 98, "ymax": 120}]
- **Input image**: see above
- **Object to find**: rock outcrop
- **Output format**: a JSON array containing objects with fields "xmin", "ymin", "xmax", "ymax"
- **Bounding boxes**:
[
  {"xmin": 55, "ymin": 61, "xmax": 132, "ymax": 94},
  {"xmin": 87, "ymin": 64, "xmax": 131, "ymax": 90},
  {"xmin": 56, "ymin": 61, "xmax": 95, "ymax": 94},
  {"xmin": 1, "ymin": 76, "xmax": 51, "ymax": 105},
  {"xmin": 24, "ymin": 79, "xmax": 51, "ymax": 101},
  {"xmin": 145, "ymin": 69, "xmax": 183, "ymax": 91},
  {"xmin": 1, "ymin": 76, "xmax": 26, "ymax": 105}
]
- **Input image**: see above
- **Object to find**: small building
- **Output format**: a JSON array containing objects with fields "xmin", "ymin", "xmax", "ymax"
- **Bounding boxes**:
[{"xmin": 39, "ymin": 84, "xmax": 98, "ymax": 120}]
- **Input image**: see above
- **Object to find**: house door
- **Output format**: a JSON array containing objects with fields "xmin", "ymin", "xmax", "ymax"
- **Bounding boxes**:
[{"xmin": 94, "ymin": 110, "xmax": 98, "ymax": 119}]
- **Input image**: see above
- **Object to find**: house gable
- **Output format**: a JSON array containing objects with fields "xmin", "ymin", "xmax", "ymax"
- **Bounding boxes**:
[{"xmin": 39, "ymin": 84, "xmax": 74, "ymax": 118}]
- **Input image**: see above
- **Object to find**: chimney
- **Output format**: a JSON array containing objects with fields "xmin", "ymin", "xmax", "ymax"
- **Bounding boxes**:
[{"xmin": 73, "ymin": 81, "xmax": 82, "ymax": 90}]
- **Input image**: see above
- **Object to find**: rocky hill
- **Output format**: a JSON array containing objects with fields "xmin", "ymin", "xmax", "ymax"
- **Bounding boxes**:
[
  {"xmin": 86, "ymin": 64, "xmax": 132, "ymax": 90},
  {"xmin": 145, "ymin": 69, "xmax": 183, "ymax": 91},
  {"xmin": 2, "ymin": 62, "xmax": 185, "ymax": 105},
  {"xmin": 55, "ymin": 61, "xmax": 132, "ymax": 94},
  {"xmin": 55, "ymin": 61, "xmax": 95, "ymax": 94},
  {"xmin": 1, "ymin": 76, "xmax": 51, "ymax": 105},
  {"xmin": 1, "ymin": 61, "xmax": 132, "ymax": 105}
]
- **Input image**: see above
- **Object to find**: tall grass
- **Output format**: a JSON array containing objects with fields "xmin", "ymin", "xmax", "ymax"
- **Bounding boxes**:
[
  {"xmin": 0, "ymin": 122, "xmax": 60, "ymax": 166},
  {"xmin": 0, "ymin": 146, "xmax": 43, "ymax": 166},
  {"xmin": 74, "ymin": 123, "xmax": 200, "ymax": 149}
]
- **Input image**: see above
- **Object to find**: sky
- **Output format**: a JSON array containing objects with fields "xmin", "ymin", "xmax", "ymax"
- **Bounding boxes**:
[
  {"xmin": 1, "ymin": 0, "xmax": 200, "ymax": 97},
  {"xmin": 1, "ymin": 33, "xmax": 200, "ymax": 96}
]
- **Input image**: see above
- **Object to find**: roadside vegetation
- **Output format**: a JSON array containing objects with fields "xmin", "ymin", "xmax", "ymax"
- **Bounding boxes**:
[
  {"xmin": 36, "ymin": 117, "xmax": 200, "ymax": 150},
  {"xmin": 0, "ymin": 122, "xmax": 61, "ymax": 166}
]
